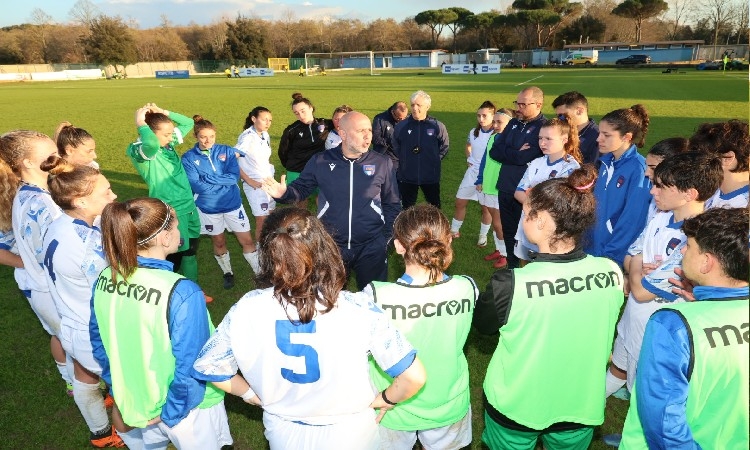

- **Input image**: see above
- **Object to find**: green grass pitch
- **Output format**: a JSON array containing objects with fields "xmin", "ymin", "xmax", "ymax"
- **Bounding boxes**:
[{"xmin": 0, "ymin": 67, "xmax": 746, "ymax": 448}]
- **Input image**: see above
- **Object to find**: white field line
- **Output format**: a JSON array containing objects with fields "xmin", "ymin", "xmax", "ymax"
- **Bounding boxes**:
[{"xmin": 515, "ymin": 75, "xmax": 544, "ymax": 86}]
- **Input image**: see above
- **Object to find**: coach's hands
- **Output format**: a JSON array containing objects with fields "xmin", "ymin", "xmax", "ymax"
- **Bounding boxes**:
[{"xmin": 261, "ymin": 175, "xmax": 287, "ymax": 199}]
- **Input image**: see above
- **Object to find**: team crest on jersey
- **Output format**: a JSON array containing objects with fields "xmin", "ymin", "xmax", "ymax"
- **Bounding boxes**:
[
  {"xmin": 363, "ymin": 165, "xmax": 375, "ymax": 176},
  {"xmin": 261, "ymin": 203, "xmax": 269, "ymax": 211},
  {"xmin": 205, "ymin": 225, "xmax": 214, "ymax": 232},
  {"xmin": 329, "ymin": 163, "xmax": 336, "ymax": 171},
  {"xmin": 666, "ymin": 237, "xmax": 682, "ymax": 255},
  {"xmin": 218, "ymin": 154, "xmax": 226, "ymax": 162},
  {"xmin": 426, "ymin": 128, "xmax": 435, "ymax": 136},
  {"xmin": 616, "ymin": 175, "xmax": 625, "ymax": 188},
  {"xmin": 548, "ymin": 170, "xmax": 558, "ymax": 178}
]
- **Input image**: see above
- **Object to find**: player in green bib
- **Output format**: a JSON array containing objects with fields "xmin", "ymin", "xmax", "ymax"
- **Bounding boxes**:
[
  {"xmin": 368, "ymin": 204, "xmax": 478, "ymax": 449},
  {"xmin": 620, "ymin": 207, "xmax": 749, "ymax": 449},
  {"xmin": 474, "ymin": 166, "xmax": 624, "ymax": 450},
  {"xmin": 127, "ymin": 103, "xmax": 201, "ymax": 283},
  {"xmin": 90, "ymin": 198, "xmax": 231, "ymax": 449}
]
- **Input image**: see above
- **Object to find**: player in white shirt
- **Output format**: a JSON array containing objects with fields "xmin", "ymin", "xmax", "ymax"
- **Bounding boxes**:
[
  {"xmin": 643, "ymin": 137, "xmax": 690, "ymax": 222},
  {"xmin": 193, "ymin": 207, "xmax": 426, "ymax": 450},
  {"xmin": 0, "ymin": 130, "xmax": 73, "ymax": 394},
  {"xmin": 514, "ymin": 114, "xmax": 582, "ymax": 263},
  {"xmin": 324, "ymin": 104, "xmax": 353, "ymax": 150},
  {"xmin": 451, "ymin": 101, "xmax": 497, "ymax": 246},
  {"xmin": 53, "ymin": 121, "xmax": 100, "ymax": 169},
  {"xmin": 689, "ymin": 119, "xmax": 748, "ymax": 210},
  {"xmin": 605, "ymin": 152, "xmax": 723, "ymax": 397},
  {"xmin": 43, "ymin": 162, "xmax": 125, "ymax": 447},
  {"xmin": 237, "ymin": 106, "xmax": 277, "ymax": 241}
]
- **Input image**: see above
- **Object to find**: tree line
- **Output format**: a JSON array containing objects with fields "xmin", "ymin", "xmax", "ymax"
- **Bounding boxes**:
[{"xmin": 1, "ymin": 0, "xmax": 746, "ymax": 67}]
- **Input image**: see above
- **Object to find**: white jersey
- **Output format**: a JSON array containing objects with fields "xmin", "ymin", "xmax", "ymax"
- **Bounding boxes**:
[
  {"xmin": 236, "ymin": 126, "xmax": 275, "ymax": 180},
  {"xmin": 619, "ymin": 211, "xmax": 685, "ymax": 356},
  {"xmin": 0, "ymin": 227, "xmax": 29, "ymax": 292},
  {"xmin": 43, "ymin": 214, "xmax": 107, "ymax": 329},
  {"xmin": 194, "ymin": 287, "xmax": 415, "ymax": 425},
  {"xmin": 704, "ymin": 185, "xmax": 749, "ymax": 210},
  {"xmin": 11, "ymin": 184, "xmax": 63, "ymax": 293},
  {"xmin": 325, "ymin": 130, "xmax": 342, "ymax": 150},
  {"xmin": 466, "ymin": 128, "xmax": 493, "ymax": 166},
  {"xmin": 514, "ymin": 155, "xmax": 581, "ymax": 254}
]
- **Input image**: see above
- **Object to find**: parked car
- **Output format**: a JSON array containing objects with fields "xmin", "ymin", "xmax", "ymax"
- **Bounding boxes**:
[
  {"xmin": 563, "ymin": 56, "xmax": 597, "ymax": 66},
  {"xmin": 696, "ymin": 60, "xmax": 721, "ymax": 70},
  {"xmin": 615, "ymin": 55, "xmax": 651, "ymax": 65}
]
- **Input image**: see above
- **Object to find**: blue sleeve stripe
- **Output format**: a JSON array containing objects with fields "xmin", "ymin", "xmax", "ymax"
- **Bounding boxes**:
[
  {"xmin": 384, "ymin": 350, "xmax": 417, "ymax": 378},
  {"xmin": 642, "ymin": 278, "xmax": 679, "ymax": 301},
  {"xmin": 0, "ymin": 243, "xmax": 12, "ymax": 250}
]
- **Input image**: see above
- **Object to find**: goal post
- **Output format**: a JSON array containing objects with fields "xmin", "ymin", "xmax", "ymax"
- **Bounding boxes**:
[{"xmin": 303, "ymin": 51, "xmax": 376, "ymax": 75}]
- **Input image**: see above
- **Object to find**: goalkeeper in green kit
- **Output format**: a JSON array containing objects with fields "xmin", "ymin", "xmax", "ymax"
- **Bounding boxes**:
[{"xmin": 127, "ymin": 103, "xmax": 202, "ymax": 284}]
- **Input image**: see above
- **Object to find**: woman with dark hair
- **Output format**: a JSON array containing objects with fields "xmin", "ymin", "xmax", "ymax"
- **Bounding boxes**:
[
  {"xmin": 181, "ymin": 115, "xmax": 259, "ymax": 290},
  {"xmin": 193, "ymin": 207, "xmax": 426, "ymax": 450},
  {"xmin": 277, "ymin": 93, "xmax": 332, "ymax": 208},
  {"xmin": 236, "ymin": 106, "xmax": 276, "ymax": 241},
  {"xmin": 91, "ymin": 198, "xmax": 231, "ymax": 450},
  {"xmin": 43, "ymin": 161, "xmax": 122, "ymax": 447},
  {"xmin": 475, "ymin": 166, "xmax": 624, "ymax": 450},
  {"xmin": 126, "ymin": 103, "xmax": 202, "ymax": 284},
  {"xmin": 588, "ymin": 104, "xmax": 652, "ymax": 267},
  {"xmin": 54, "ymin": 121, "xmax": 99, "ymax": 168},
  {"xmin": 325, "ymin": 104, "xmax": 354, "ymax": 150},
  {"xmin": 368, "ymin": 204, "xmax": 477, "ymax": 450}
]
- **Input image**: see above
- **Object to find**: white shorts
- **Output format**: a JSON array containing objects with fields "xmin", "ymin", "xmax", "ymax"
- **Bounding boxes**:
[
  {"xmin": 478, "ymin": 192, "xmax": 498, "ymax": 209},
  {"xmin": 59, "ymin": 321, "xmax": 102, "ymax": 376},
  {"xmin": 242, "ymin": 182, "xmax": 276, "ymax": 217},
  {"xmin": 611, "ymin": 333, "xmax": 637, "ymax": 391},
  {"xmin": 122, "ymin": 401, "xmax": 232, "ymax": 450},
  {"xmin": 198, "ymin": 206, "xmax": 251, "ymax": 236},
  {"xmin": 455, "ymin": 165, "xmax": 480, "ymax": 201},
  {"xmin": 378, "ymin": 407, "xmax": 472, "ymax": 450},
  {"xmin": 28, "ymin": 290, "xmax": 61, "ymax": 336},
  {"xmin": 263, "ymin": 409, "xmax": 379, "ymax": 450}
]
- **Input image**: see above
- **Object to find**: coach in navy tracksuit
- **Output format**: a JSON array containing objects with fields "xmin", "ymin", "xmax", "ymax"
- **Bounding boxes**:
[
  {"xmin": 263, "ymin": 111, "xmax": 401, "ymax": 289},
  {"xmin": 372, "ymin": 101, "xmax": 408, "ymax": 168},
  {"xmin": 489, "ymin": 86, "xmax": 546, "ymax": 269},
  {"xmin": 392, "ymin": 90, "xmax": 450, "ymax": 209}
]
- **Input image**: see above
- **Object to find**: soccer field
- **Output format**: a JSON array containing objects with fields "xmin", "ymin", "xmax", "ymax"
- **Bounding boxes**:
[{"xmin": 0, "ymin": 67, "xmax": 746, "ymax": 448}]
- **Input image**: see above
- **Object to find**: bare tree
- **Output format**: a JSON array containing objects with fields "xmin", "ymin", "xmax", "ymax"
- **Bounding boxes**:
[
  {"xmin": 729, "ymin": 0, "xmax": 748, "ymax": 44},
  {"xmin": 699, "ymin": 0, "xmax": 733, "ymax": 47},
  {"xmin": 29, "ymin": 8, "xmax": 54, "ymax": 63},
  {"xmin": 69, "ymin": 0, "xmax": 100, "ymax": 27},
  {"xmin": 660, "ymin": 0, "xmax": 696, "ymax": 40}
]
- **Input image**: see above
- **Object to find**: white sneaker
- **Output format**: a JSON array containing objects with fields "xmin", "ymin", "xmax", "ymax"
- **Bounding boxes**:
[{"xmin": 477, "ymin": 234, "xmax": 488, "ymax": 247}]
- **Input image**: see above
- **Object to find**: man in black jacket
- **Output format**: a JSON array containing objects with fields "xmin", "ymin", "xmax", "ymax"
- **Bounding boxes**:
[
  {"xmin": 372, "ymin": 101, "xmax": 408, "ymax": 168},
  {"xmin": 262, "ymin": 111, "xmax": 401, "ymax": 289},
  {"xmin": 490, "ymin": 86, "xmax": 545, "ymax": 269},
  {"xmin": 392, "ymin": 90, "xmax": 450, "ymax": 209}
]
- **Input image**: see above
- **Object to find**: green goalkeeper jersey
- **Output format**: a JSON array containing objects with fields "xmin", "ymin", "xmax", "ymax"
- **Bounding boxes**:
[{"xmin": 127, "ymin": 111, "xmax": 196, "ymax": 214}]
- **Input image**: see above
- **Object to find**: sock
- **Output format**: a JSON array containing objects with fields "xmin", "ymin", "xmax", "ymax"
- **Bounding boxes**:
[
  {"xmin": 605, "ymin": 369, "xmax": 627, "ymax": 397},
  {"xmin": 180, "ymin": 255, "xmax": 198, "ymax": 282},
  {"xmin": 479, "ymin": 222, "xmax": 491, "ymax": 237},
  {"xmin": 494, "ymin": 232, "xmax": 507, "ymax": 256},
  {"xmin": 451, "ymin": 218, "xmax": 463, "ymax": 233},
  {"xmin": 244, "ymin": 250, "xmax": 260, "ymax": 274},
  {"xmin": 57, "ymin": 361, "xmax": 73, "ymax": 386},
  {"xmin": 214, "ymin": 252, "xmax": 232, "ymax": 274},
  {"xmin": 118, "ymin": 428, "xmax": 144, "ymax": 450},
  {"xmin": 73, "ymin": 379, "xmax": 110, "ymax": 433}
]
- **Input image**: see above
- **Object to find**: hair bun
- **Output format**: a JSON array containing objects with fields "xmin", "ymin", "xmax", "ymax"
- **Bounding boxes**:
[
  {"xmin": 292, "ymin": 92, "xmax": 304, "ymax": 100},
  {"xmin": 193, "ymin": 114, "xmax": 204, "ymax": 122}
]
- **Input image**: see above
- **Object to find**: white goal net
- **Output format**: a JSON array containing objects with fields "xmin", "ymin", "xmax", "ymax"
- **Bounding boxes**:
[{"xmin": 303, "ymin": 51, "xmax": 377, "ymax": 75}]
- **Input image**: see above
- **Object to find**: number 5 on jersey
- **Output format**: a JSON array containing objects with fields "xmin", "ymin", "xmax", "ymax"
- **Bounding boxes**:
[{"xmin": 275, "ymin": 320, "xmax": 321, "ymax": 384}]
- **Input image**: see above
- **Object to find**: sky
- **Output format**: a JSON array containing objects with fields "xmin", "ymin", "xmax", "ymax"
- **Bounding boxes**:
[{"xmin": 2, "ymin": 0, "xmax": 507, "ymax": 29}]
